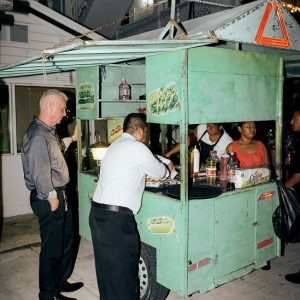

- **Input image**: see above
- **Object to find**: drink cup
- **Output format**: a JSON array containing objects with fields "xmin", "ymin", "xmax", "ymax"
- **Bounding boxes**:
[{"xmin": 220, "ymin": 154, "xmax": 229, "ymax": 181}]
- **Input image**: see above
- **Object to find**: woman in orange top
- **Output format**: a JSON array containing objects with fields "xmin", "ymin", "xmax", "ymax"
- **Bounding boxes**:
[{"xmin": 226, "ymin": 121, "xmax": 269, "ymax": 168}]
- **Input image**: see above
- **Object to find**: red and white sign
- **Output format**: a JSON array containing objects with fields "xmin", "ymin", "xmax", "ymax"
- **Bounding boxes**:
[{"xmin": 255, "ymin": 0, "xmax": 290, "ymax": 48}]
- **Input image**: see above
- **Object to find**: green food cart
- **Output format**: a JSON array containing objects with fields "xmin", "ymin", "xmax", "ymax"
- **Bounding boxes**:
[
  {"xmin": 0, "ymin": 1, "xmax": 299, "ymax": 299},
  {"xmin": 75, "ymin": 45, "xmax": 283, "ymax": 299}
]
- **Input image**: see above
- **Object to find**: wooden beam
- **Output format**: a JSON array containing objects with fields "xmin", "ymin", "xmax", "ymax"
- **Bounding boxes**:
[{"xmin": 0, "ymin": 0, "xmax": 13, "ymax": 11}]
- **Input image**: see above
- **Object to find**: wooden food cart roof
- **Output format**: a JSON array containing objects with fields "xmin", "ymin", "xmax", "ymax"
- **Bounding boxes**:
[{"xmin": 0, "ymin": 0, "xmax": 299, "ymax": 78}]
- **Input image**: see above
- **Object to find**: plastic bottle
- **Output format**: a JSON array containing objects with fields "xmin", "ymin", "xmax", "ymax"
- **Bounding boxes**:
[
  {"xmin": 227, "ymin": 152, "xmax": 237, "ymax": 190},
  {"xmin": 220, "ymin": 152, "xmax": 229, "ymax": 181},
  {"xmin": 206, "ymin": 150, "xmax": 216, "ymax": 179},
  {"xmin": 193, "ymin": 146, "xmax": 200, "ymax": 174},
  {"xmin": 119, "ymin": 78, "xmax": 131, "ymax": 100}
]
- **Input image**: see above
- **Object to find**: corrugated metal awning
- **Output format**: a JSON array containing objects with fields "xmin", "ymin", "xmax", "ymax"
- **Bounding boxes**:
[
  {"xmin": 0, "ymin": 0, "xmax": 299, "ymax": 78},
  {"xmin": 0, "ymin": 39, "xmax": 214, "ymax": 78}
]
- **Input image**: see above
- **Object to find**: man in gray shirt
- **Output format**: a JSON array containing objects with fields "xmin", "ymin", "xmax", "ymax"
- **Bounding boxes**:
[{"xmin": 21, "ymin": 89, "xmax": 82, "ymax": 300}]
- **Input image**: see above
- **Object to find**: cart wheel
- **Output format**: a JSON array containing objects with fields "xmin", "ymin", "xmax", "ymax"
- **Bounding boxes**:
[{"xmin": 139, "ymin": 243, "xmax": 170, "ymax": 300}]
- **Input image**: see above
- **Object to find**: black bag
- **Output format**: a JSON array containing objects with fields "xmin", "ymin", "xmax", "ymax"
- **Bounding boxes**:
[{"xmin": 272, "ymin": 180, "xmax": 300, "ymax": 243}]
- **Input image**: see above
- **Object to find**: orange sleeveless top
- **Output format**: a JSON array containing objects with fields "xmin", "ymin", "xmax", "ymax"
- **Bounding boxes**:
[{"xmin": 232, "ymin": 140, "xmax": 265, "ymax": 168}]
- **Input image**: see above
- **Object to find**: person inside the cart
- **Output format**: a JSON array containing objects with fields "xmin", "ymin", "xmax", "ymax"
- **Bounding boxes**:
[
  {"xmin": 284, "ymin": 105, "xmax": 300, "ymax": 284},
  {"xmin": 225, "ymin": 121, "xmax": 270, "ymax": 168},
  {"xmin": 164, "ymin": 123, "xmax": 232, "ymax": 164}
]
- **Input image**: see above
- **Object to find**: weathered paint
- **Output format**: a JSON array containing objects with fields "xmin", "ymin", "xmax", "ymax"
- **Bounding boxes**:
[{"xmin": 76, "ymin": 46, "xmax": 281, "ymax": 298}]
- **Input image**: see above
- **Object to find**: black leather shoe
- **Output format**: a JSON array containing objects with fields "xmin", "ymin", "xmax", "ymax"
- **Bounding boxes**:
[
  {"xmin": 53, "ymin": 293, "xmax": 77, "ymax": 300},
  {"xmin": 285, "ymin": 271, "xmax": 300, "ymax": 284},
  {"xmin": 60, "ymin": 281, "xmax": 84, "ymax": 293},
  {"xmin": 262, "ymin": 261, "xmax": 271, "ymax": 270}
]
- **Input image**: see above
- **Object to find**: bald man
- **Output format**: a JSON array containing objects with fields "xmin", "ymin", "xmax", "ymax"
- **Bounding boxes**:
[
  {"xmin": 21, "ymin": 89, "xmax": 82, "ymax": 300},
  {"xmin": 285, "ymin": 107, "xmax": 300, "ymax": 284}
]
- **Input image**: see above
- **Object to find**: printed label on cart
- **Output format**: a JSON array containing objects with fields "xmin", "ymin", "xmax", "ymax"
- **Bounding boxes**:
[
  {"xmin": 77, "ymin": 82, "xmax": 95, "ymax": 109},
  {"xmin": 257, "ymin": 238, "xmax": 273, "ymax": 249},
  {"xmin": 148, "ymin": 82, "xmax": 180, "ymax": 116},
  {"xmin": 188, "ymin": 258, "xmax": 212, "ymax": 273},
  {"xmin": 147, "ymin": 216, "xmax": 175, "ymax": 234}
]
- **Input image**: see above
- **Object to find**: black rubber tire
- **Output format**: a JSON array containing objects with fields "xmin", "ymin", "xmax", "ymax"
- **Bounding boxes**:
[{"xmin": 139, "ymin": 243, "xmax": 170, "ymax": 300}]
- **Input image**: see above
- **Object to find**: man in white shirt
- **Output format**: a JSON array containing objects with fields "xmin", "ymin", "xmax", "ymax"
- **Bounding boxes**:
[{"xmin": 89, "ymin": 113, "xmax": 174, "ymax": 300}]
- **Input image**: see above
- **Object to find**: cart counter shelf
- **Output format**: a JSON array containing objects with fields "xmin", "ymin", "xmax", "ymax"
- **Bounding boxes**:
[{"xmin": 137, "ymin": 180, "xmax": 279, "ymax": 296}]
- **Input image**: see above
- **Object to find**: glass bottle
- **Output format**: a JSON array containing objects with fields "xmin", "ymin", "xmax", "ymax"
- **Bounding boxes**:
[
  {"xmin": 226, "ymin": 152, "xmax": 237, "ymax": 190},
  {"xmin": 206, "ymin": 150, "xmax": 216, "ymax": 179},
  {"xmin": 119, "ymin": 78, "xmax": 131, "ymax": 100}
]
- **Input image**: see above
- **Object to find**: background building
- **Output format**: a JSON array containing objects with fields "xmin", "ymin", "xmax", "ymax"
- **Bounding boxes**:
[
  {"xmin": 36, "ymin": 0, "xmax": 300, "ymax": 39},
  {"xmin": 0, "ymin": 0, "xmax": 104, "ymax": 217}
]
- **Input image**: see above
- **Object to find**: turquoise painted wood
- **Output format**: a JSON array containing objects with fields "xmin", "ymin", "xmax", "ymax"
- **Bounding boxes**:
[
  {"xmin": 78, "ymin": 173, "xmax": 97, "ymax": 241},
  {"xmin": 146, "ymin": 50, "xmax": 185, "ymax": 125},
  {"xmin": 135, "ymin": 182, "xmax": 279, "ymax": 296},
  {"xmin": 135, "ymin": 192, "xmax": 185, "ymax": 295},
  {"xmin": 76, "ymin": 66, "xmax": 99, "ymax": 120},
  {"xmin": 141, "ymin": 47, "xmax": 281, "ymax": 297},
  {"xmin": 101, "ymin": 65, "xmax": 146, "ymax": 100},
  {"xmin": 255, "ymin": 183, "xmax": 280, "ymax": 268},
  {"xmin": 188, "ymin": 47, "xmax": 282, "ymax": 123},
  {"xmin": 76, "ymin": 46, "xmax": 282, "ymax": 298},
  {"xmin": 146, "ymin": 47, "xmax": 282, "ymax": 125},
  {"xmin": 99, "ymin": 65, "xmax": 146, "ymax": 118},
  {"xmin": 77, "ymin": 64, "xmax": 146, "ymax": 120},
  {"xmin": 100, "ymin": 101, "xmax": 146, "ymax": 118},
  {"xmin": 214, "ymin": 190, "xmax": 255, "ymax": 285}
]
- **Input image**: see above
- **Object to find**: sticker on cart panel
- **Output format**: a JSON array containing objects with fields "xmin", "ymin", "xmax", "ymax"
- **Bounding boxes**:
[
  {"xmin": 78, "ymin": 82, "xmax": 95, "ymax": 109},
  {"xmin": 147, "ymin": 216, "xmax": 175, "ymax": 234},
  {"xmin": 148, "ymin": 82, "xmax": 179, "ymax": 115}
]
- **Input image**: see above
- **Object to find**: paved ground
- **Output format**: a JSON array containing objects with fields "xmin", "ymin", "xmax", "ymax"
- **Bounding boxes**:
[
  {"xmin": 1, "ymin": 214, "xmax": 300, "ymax": 300},
  {"xmin": 0, "ymin": 238, "xmax": 300, "ymax": 300}
]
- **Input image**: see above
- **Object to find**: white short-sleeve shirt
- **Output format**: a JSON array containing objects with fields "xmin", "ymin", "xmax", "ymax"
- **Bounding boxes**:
[{"xmin": 93, "ymin": 133, "xmax": 169, "ymax": 214}]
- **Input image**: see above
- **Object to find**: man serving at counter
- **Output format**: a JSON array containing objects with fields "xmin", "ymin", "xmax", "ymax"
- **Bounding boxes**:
[
  {"xmin": 164, "ymin": 123, "xmax": 232, "ymax": 164},
  {"xmin": 89, "ymin": 113, "xmax": 174, "ymax": 300}
]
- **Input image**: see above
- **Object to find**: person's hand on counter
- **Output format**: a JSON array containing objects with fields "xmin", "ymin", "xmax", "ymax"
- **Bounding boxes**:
[
  {"xmin": 163, "ymin": 144, "xmax": 180, "ymax": 159},
  {"xmin": 167, "ymin": 160, "xmax": 176, "ymax": 173},
  {"xmin": 155, "ymin": 155, "xmax": 177, "ymax": 179}
]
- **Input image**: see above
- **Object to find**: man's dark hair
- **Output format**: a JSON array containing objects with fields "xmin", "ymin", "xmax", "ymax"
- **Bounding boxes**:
[{"xmin": 123, "ymin": 113, "xmax": 147, "ymax": 133}]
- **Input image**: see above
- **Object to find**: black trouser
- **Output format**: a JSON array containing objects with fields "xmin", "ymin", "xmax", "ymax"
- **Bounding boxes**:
[
  {"xmin": 89, "ymin": 202, "xmax": 140, "ymax": 300},
  {"xmin": 30, "ymin": 189, "xmax": 74, "ymax": 300}
]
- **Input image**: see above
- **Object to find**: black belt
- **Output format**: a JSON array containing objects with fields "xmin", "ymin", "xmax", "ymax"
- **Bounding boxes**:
[{"xmin": 92, "ymin": 202, "xmax": 133, "ymax": 215}]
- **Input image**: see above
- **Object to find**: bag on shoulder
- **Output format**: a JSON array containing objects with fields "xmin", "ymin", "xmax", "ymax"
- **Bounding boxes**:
[{"xmin": 272, "ymin": 180, "xmax": 300, "ymax": 243}]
